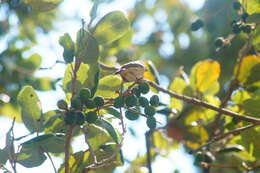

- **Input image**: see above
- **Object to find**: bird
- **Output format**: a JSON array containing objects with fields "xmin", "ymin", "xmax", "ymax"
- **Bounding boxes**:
[{"xmin": 115, "ymin": 61, "xmax": 146, "ymax": 82}]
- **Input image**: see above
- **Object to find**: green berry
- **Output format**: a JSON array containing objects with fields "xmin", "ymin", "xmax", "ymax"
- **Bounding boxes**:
[
  {"xmin": 132, "ymin": 87, "xmax": 141, "ymax": 97},
  {"xmin": 79, "ymin": 88, "xmax": 91, "ymax": 101},
  {"xmin": 63, "ymin": 53, "xmax": 74, "ymax": 63},
  {"xmin": 85, "ymin": 111, "xmax": 98, "ymax": 123},
  {"xmin": 85, "ymin": 99, "xmax": 96, "ymax": 109},
  {"xmin": 191, "ymin": 19, "xmax": 204, "ymax": 31},
  {"xmin": 75, "ymin": 112, "xmax": 85, "ymax": 125},
  {"xmin": 144, "ymin": 106, "xmax": 156, "ymax": 116},
  {"xmin": 146, "ymin": 117, "xmax": 156, "ymax": 129},
  {"xmin": 139, "ymin": 96, "xmax": 149, "ymax": 107},
  {"xmin": 138, "ymin": 82, "xmax": 150, "ymax": 94},
  {"xmin": 114, "ymin": 96, "xmax": 125, "ymax": 108},
  {"xmin": 233, "ymin": 1, "xmax": 241, "ymax": 10},
  {"xmin": 94, "ymin": 96, "xmax": 105, "ymax": 107},
  {"xmin": 71, "ymin": 97, "xmax": 82, "ymax": 110},
  {"xmin": 64, "ymin": 112, "xmax": 75, "ymax": 125},
  {"xmin": 150, "ymin": 95, "xmax": 159, "ymax": 106},
  {"xmin": 214, "ymin": 37, "xmax": 224, "ymax": 48},
  {"xmin": 242, "ymin": 25, "xmax": 251, "ymax": 33},
  {"xmin": 57, "ymin": 99, "xmax": 68, "ymax": 110},
  {"xmin": 125, "ymin": 110, "xmax": 139, "ymax": 121},
  {"xmin": 125, "ymin": 95, "xmax": 138, "ymax": 107}
]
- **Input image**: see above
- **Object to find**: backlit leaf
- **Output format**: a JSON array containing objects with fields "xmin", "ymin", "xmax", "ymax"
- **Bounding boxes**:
[
  {"xmin": 17, "ymin": 86, "xmax": 43, "ymax": 133},
  {"xmin": 95, "ymin": 75, "xmax": 122, "ymax": 98},
  {"xmin": 169, "ymin": 77, "xmax": 187, "ymax": 111},
  {"xmin": 25, "ymin": 0, "xmax": 61, "ymax": 12}
]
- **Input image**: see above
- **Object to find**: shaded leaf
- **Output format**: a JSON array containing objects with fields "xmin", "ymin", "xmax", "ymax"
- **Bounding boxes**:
[
  {"xmin": 105, "ymin": 107, "xmax": 121, "ymax": 119},
  {"xmin": 18, "ymin": 53, "xmax": 41, "ymax": 71},
  {"xmin": 59, "ymin": 33, "xmax": 75, "ymax": 62},
  {"xmin": 0, "ymin": 148, "xmax": 8, "ymax": 164},
  {"xmin": 243, "ymin": 97, "xmax": 260, "ymax": 116},
  {"xmin": 93, "ymin": 11, "xmax": 130, "ymax": 45},
  {"xmin": 247, "ymin": 13, "xmax": 260, "ymax": 23},
  {"xmin": 33, "ymin": 77, "xmax": 53, "ymax": 91},
  {"xmin": 95, "ymin": 119, "xmax": 120, "ymax": 144},
  {"xmin": 17, "ymin": 85, "xmax": 43, "ymax": 133}
]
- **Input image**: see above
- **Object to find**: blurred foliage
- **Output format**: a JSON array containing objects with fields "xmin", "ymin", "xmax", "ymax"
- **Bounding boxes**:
[{"xmin": 0, "ymin": 0, "xmax": 260, "ymax": 172}]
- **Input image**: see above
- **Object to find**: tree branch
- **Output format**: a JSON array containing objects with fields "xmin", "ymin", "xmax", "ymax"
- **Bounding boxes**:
[
  {"xmin": 147, "ymin": 80, "xmax": 260, "ymax": 124},
  {"xmin": 145, "ymin": 131, "xmax": 153, "ymax": 173}
]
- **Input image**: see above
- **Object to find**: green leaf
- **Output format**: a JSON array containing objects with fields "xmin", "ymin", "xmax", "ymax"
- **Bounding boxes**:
[
  {"xmin": 18, "ymin": 53, "xmax": 42, "ymax": 71},
  {"xmin": 62, "ymin": 63, "xmax": 89, "ymax": 93},
  {"xmin": 239, "ymin": 0, "xmax": 260, "ymax": 14},
  {"xmin": 17, "ymin": 145, "xmax": 47, "ymax": 168},
  {"xmin": 24, "ymin": 0, "xmax": 62, "ymax": 12},
  {"xmin": 33, "ymin": 77, "xmax": 53, "ymax": 91},
  {"xmin": 231, "ymin": 89, "xmax": 251, "ymax": 104},
  {"xmin": 168, "ymin": 77, "xmax": 187, "ymax": 111},
  {"xmin": 235, "ymin": 55, "xmax": 260, "ymax": 85},
  {"xmin": 90, "ymin": 0, "xmax": 100, "ymax": 20},
  {"xmin": 59, "ymin": 33, "xmax": 75, "ymax": 62},
  {"xmin": 218, "ymin": 145, "xmax": 244, "ymax": 153},
  {"xmin": 93, "ymin": 11, "xmax": 130, "ymax": 45},
  {"xmin": 95, "ymin": 119, "xmax": 120, "ymax": 144},
  {"xmin": 22, "ymin": 134, "xmax": 65, "ymax": 153},
  {"xmin": 243, "ymin": 97, "xmax": 260, "ymax": 116},
  {"xmin": 0, "ymin": 148, "xmax": 8, "ymax": 165},
  {"xmin": 247, "ymin": 13, "xmax": 260, "ymax": 23},
  {"xmin": 252, "ymin": 28, "xmax": 260, "ymax": 50},
  {"xmin": 190, "ymin": 60, "xmax": 220, "ymax": 94},
  {"xmin": 17, "ymin": 85, "xmax": 43, "ymax": 133},
  {"xmin": 105, "ymin": 107, "xmax": 121, "ymax": 119},
  {"xmin": 240, "ymin": 128, "xmax": 260, "ymax": 158},
  {"xmin": 95, "ymin": 75, "xmax": 122, "ymax": 98},
  {"xmin": 144, "ymin": 60, "xmax": 160, "ymax": 84},
  {"xmin": 43, "ymin": 111, "xmax": 66, "ymax": 134},
  {"xmin": 85, "ymin": 124, "xmax": 113, "ymax": 150}
]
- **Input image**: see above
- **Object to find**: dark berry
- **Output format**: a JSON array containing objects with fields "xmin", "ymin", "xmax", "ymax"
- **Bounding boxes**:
[
  {"xmin": 85, "ymin": 99, "xmax": 96, "ymax": 109},
  {"xmin": 233, "ymin": 1, "xmax": 241, "ymax": 10},
  {"xmin": 144, "ymin": 106, "xmax": 156, "ymax": 116},
  {"xmin": 150, "ymin": 95, "xmax": 159, "ymax": 106},
  {"xmin": 132, "ymin": 87, "xmax": 141, "ymax": 97},
  {"xmin": 214, "ymin": 37, "xmax": 224, "ymax": 48},
  {"xmin": 57, "ymin": 99, "xmax": 68, "ymax": 110},
  {"xmin": 85, "ymin": 111, "xmax": 98, "ymax": 123},
  {"xmin": 191, "ymin": 19, "xmax": 204, "ymax": 31},
  {"xmin": 138, "ymin": 82, "xmax": 150, "ymax": 94},
  {"xmin": 64, "ymin": 112, "xmax": 75, "ymax": 125},
  {"xmin": 114, "ymin": 96, "xmax": 125, "ymax": 108},
  {"xmin": 79, "ymin": 88, "xmax": 91, "ymax": 101},
  {"xmin": 125, "ymin": 95, "xmax": 138, "ymax": 107},
  {"xmin": 139, "ymin": 96, "xmax": 149, "ymax": 107},
  {"xmin": 93, "ymin": 96, "xmax": 105, "ymax": 107},
  {"xmin": 75, "ymin": 112, "xmax": 85, "ymax": 125},
  {"xmin": 241, "ymin": 12, "xmax": 249, "ymax": 22},
  {"xmin": 242, "ymin": 25, "xmax": 251, "ymax": 33},
  {"xmin": 232, "ymin": 23, "xmax": 242, "ymax": 34},
  {"xmin": 146, "ymin": 117, "xmax": 156, "ymax": 129},
  {"xmin": 71, "ymin": 97, "xmax": 82, "ymax": 110},
  {"xmin": 125, "ymin": 110, "xmax": 139, "ymax": 121}
]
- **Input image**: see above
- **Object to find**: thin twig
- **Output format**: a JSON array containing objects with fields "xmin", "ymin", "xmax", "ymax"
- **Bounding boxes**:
[
  {"xmin": 82, "ymin": 127, "xmax": 97, "ymax": 164},
  {"xmin": 147, "ymin": 80, "xmax": 260, "ymax": 124},
  {"xmin": 145, "ymin": 131, "xmax": 152, "ymax": 173},
  {"xmin": 0, "ymin": 164, "xmax": 12, "ymax": 173},
  {"xmin": 127, "ymin": 108, "xmax": 163, "ymax": 125},
  {"xmin": 189, "ymin": 123, "xmax": 259, "ymax": 154},
  {"xmin": 45, "ymin": 151, "xmax": 57, "ymax": 173}
]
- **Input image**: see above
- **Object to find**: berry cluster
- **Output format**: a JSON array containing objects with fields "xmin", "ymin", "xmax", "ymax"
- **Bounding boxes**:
[
  {"xmin": 114, "ymin": 82, "xmax": 160, "ymax": 129},
  {"xmin": 57, "ymin": 81, "xmax": 160, "ymax": 130}
]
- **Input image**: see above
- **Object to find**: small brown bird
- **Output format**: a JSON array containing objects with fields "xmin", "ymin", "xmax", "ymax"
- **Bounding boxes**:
[{"xmin": 115, "ymin": 61, "xmax": 146, "ymax": 82}]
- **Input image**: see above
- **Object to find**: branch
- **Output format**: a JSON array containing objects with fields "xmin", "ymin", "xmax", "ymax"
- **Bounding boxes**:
[
  {"xmin": 189, "ymin": 123, "xmax": 259, "ymax": 154},
  {"xmin": 64, "ymin": 126, "xmax": 74, "ymax": 173},
  {"xmin": 145, "ymin": 131, "xmax": 153, "ymax": 173},
  {"xmin": 82, "ymin": 127, "xmax": 97, "ymax": 164},
  {"xmin": 147, "ymin": 80, "xmax": 260, "ymax": 124}
]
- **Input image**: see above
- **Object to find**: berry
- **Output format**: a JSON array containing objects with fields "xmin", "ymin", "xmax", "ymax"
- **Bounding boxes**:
[
  {"xmin": 71, "ymin": 97, "xmax": 82, "ymax": 110},
  {"xmin": 57, "ymin": 99, "xmax": 68, "ymax": 110},
  {"xmin": 85, "ymin": 99, "xmax": 96, "ymax": 109},
  {"xmin": 94, "ymin": 96, "xmax": 105, "ymax": 107},
  {"xmin": 79, "ymin": 88, "xmax": 91, "ymax": 101},
  {"xmin": 75, "ymin": 112, "xmax": 85, "ymax": 125},
  {"xmin": 64, "ymin": 112, "xmax": 75, "ymax": 125},
  {"xmin": 63, "ymin": 54, "xmax": 74, "ymax": 63},
  {"xmin": 114, "ymin": 96, "xmax": 125, "ymax": 108},
  {"xmin": 125, "ymin": 110, "xmax": 139, "ymax": 121},
  {"xmin": 241, "ymin": 12, "xmax": 249, "ymax": 22},
  {"xmin": 138, "ymin": 82, "xmax": 150, "ymax": 94},
  {"xmin": 242, "ymin": 25, "xmax": 251, "ymax": 33},
  {"xmin": 232, "ymin": 23, "xmax": 242, "ymax": 34},
  {"xmin": 132, "ymin": 87, "xmax": 141, "ymax": 97},
  {"xmin": 139, "ymin": 96, "xmax": 149, "ymax": 107},
  {"xmin": 233, "ymin": 1, "xmax": 241, "ymax": 10},
  {"xmin": 150, "ymin": 95, "xmax": 159, "ymax": 106},
  {"xmin": 191, "ymin": 19, "xmax": 204, "ymax": 31},
  {"xmin": 85, "ymin": 111, "xmax": 98, "ymax": 123},
  {"xmin": 144, "ymin": 106, "xmax": 156, "ymax": 116},
  {"xmin": 125, "ymin": 95, "xmax": 138, "ymax": 107},
  {"xmin": 146, "ymin": 117, "xmax": 156, "ymax": 129},
  {"xmin": 214, "ymin": 37, "xmax": 224, "ymax": 48}
]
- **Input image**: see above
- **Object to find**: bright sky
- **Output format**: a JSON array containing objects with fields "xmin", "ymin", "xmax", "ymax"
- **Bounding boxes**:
[{"xmin": 0, "ymin": 0, "xmax": 205, "ymax": 172}]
